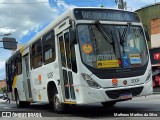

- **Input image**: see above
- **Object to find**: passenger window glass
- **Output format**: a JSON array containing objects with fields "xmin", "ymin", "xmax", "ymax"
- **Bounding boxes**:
[
  {"xmin": 31, "ymin": 40, "xmax": 42, "ymax": 69},
  {"xmin": 17, "ymin": 54, "xmax": 22, "ymax": 75},
  {"xmin": 59, "ymin": 36, "xmax": 66, "ymax": 67},
  {"xmin": 43, "ymin": 31, "xmax": 56, "ymax": 64},
  {"xmin": 64, "ymin": 32, "xmax": 71, "ymax": 69}
]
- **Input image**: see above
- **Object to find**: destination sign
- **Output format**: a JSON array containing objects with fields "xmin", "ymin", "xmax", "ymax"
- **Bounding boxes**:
[{"xmin": 74, "ymin": 8, "xmax": 140, "ymax": 22}]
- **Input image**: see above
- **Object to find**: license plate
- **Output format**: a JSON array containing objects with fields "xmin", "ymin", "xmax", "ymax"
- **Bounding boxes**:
[{"xmin": 119, "ymin": 93, "xmax": 132, "ymax": 100}]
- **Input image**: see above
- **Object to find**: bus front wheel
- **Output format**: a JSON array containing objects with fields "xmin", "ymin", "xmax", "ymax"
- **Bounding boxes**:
[{"xmin": 52, "ymin": 93, "xmax": 68, "ymax": 114}]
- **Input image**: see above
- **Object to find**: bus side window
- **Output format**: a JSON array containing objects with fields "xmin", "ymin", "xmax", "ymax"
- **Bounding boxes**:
[
  {"xmin": 31, "ymin": 39, "xmax": 43, "ymax": 69},
  {"xmin": 6, "ymin": 63, "xmax": 9, "ymax": 92},
  {"xmin": 64, "ymin": 32, "xmax": 71, "ymax": 69},
  {"xmin": 11, "ymin": 61, "xmax": 15, "ymax": 76},
  {"xmin": 14, "ymin": 58, "xmax": 18, "ymax": 75},
  {"xmin": 42, "ymin": 30, "xmax": 56, "ymax": 64},
  {"xmin": 59, "ymin": 36, "xmax": 66, "ymax": 67},
  {"xmin": 64, "ymin": 31, "xmax": 77, "ymax": 73},
  {"xmin": 17, "ymin": 54, "xmax": 22, "ymax": 75},
  {"xmin": 70, "ymin": 44, "xmax": 77, "ymax": 73},
  {"xmin": 7, "ymin": 63, "xmax": 12, "ymax": 92},
  {"xmin": 30, "ymin": 46, "xmax": 33, "ymax": 69}
]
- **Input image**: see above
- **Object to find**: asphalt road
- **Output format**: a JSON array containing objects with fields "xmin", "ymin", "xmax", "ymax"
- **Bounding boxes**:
[{"xmin": 0, "ymin": 94, "xmax": 160, "ymax": 120}]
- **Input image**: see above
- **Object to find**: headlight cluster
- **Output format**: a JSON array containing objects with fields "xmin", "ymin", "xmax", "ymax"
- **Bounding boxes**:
[{"xmin": 81, "ymin": 73, "xmax": 101, "ymax": 89}]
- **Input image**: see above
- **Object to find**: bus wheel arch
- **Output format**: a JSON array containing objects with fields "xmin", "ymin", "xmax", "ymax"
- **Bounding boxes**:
[
  {"xmin": 14, "ymin": 88, "xmax": 22, "ymax": 108},
  {"xmin": 14, "ymin": 88, "xmax": 30, "ymax": 108},
  {"xmin": 47, "ymin": 81, "xmax": 57, "ymax": 105}
]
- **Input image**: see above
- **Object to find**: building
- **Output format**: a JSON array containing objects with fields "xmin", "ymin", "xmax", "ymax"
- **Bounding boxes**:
[
  {"xmin": 0, "ymin": 80, "xmax": 6, "ymax": 93},
  {"xmin": 150, "ymin": 18, "xmax": 160, "ymax": 48},
  {"xmin": 135, "ymin": 2, "xmax": 160, "ymax": 48}
]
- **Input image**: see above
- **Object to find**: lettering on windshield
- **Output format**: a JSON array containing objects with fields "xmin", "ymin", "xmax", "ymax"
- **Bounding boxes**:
[{"xmin": 86, "ymin": 54, "xmax": 116, "ymax": 62}]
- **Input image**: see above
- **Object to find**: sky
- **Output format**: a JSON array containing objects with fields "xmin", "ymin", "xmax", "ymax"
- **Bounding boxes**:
[{"xmin": 0, "ymin": 0, "xmax": 160, "ymax": 80}]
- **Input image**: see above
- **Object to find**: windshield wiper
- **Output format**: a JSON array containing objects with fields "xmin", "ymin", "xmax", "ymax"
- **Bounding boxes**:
[
  {"xmin": 89, "ymin": 26, "xmax": 99, "ymax": 53},
  {"xmin": 119, "ymin": 22, "xmax": 132, "ymax": 53},
  {"xmin": 95, "ymin": 21, "xmax": 116, "ymax": 54}
]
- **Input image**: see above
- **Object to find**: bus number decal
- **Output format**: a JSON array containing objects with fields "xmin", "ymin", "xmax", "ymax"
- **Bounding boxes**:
[
  {"xmin": 47, "ymin": 72, "xmax": 53, "ymax": 79},
  {"xmin": 131, "ymin": 78, "xmax": 140, "ymax": 83}
]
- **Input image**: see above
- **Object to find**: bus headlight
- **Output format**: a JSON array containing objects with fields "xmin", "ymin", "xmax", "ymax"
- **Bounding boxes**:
[
  {"xmin": 145, "ymin": 71, "xmax": 152, "ymax": 83},
  {"xmin": 81, "ymin": 73, "xmax": 101, "ymax": 89}
]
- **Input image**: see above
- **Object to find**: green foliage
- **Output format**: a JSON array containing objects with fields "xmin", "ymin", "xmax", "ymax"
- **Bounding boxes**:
[
  {"xmin": 100, "ymin": 5, "xmax": 104, "ymax": 7},
  {"xmin": 1, "ymin": 86, "xmax": 7, "ymax": 93}
]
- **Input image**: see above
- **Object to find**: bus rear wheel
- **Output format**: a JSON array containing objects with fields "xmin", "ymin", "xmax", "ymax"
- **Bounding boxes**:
[
  {"xmin": 101, "ymin": 101, "xmax": 116, "ymax": 107},
  {"xmin": 15, "ymin": 91, "xmax": 30, "ymax": 108}
]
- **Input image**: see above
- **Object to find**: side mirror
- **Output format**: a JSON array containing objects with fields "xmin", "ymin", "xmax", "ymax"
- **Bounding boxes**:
[
  {"xmin": 3, "ymin": 37, "xmax": 17, "ymax": 50},
  {"xmin": 69, "ymin": 28, "xmax": 77, "ymax": 44},
  {"xmin": 144, "ymin": 25, "xmax": 150, "ymax": 41}
]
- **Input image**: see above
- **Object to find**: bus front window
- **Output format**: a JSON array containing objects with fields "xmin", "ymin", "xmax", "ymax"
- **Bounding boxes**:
[
  {"xmin": 77, "ymin": 24, "xmax": 120, "ymax": 69},
  {"xmin": 77, "ymin": 24, "xmax": 148, "ymax": 69},
  {"xmin": 117, "ymin": 25, "xmax": 148, "ymax": 67}
]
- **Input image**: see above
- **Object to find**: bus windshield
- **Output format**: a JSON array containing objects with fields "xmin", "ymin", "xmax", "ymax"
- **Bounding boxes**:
[{"xmin": 77, "ymin": 24, "xmax": 148, "ymax": 69}]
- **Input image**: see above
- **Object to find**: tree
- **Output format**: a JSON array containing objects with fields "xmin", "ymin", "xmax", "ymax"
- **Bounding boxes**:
[{"xmin": 1, "ymin": 86, "xmax": 7, "ymax": 94}]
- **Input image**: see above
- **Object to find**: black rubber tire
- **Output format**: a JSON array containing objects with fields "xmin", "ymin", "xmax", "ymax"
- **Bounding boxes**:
[
  {"xmin": 101, "ymin": 101, "xmax": 116, "ymax": 107},
  {"xmin": 15, "ymin": 91, "xmax": 30, "ymax": 108},
  {"xmin": 23, "ymin": 102, "xmax": 31, "ymax": 108},
  {"xmin": 52, "ymin": 88, "xmax": 68, "ymax": 114}
]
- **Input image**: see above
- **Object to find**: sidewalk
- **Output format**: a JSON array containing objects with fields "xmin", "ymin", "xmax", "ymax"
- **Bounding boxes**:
[{"xmin": 153, "ymin": 87, "xmax": 160, "ymax": 94}]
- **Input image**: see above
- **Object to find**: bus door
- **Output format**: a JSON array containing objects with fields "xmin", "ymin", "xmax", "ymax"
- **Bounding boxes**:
[
  {"xmin": 23, "ymin": 54, "xmax": 32, "ymax": 100},
  {"xmin": 58, "ymin": 29, "xmax": 76, "ymax": 102}
]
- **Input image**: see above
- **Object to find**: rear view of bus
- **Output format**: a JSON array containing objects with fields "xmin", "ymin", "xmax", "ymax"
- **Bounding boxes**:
[{"xmin": 71, "ymin": 8, "xmax": 153, "ymax": 106}]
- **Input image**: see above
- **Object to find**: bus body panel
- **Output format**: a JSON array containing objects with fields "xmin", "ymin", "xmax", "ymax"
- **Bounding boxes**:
[
  {"xmin": 30, "ymin": 62, "xmax": 59, "ymax": 102},
  {"xmin": 13, "ymin": 75, "xmax": 26, "ymax": 101}
]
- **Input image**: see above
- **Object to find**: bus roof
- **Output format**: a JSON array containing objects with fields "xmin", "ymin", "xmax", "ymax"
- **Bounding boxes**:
[{"xmin": 6, "ymin": 7, "xmax": 137, "ymax": 62}]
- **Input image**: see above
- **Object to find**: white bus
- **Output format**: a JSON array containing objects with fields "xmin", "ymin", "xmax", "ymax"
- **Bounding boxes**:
[{"xmin": 6, "ymin": 7, "xmax": 153, "ymax": 113}]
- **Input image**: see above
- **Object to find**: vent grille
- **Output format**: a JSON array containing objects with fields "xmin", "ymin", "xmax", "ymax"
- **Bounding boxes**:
[{"xmin": 105, "ymin": 86, "xmax": 143, "ymax": 99}]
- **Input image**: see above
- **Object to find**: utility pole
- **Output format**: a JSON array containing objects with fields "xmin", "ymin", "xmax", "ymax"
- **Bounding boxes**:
[{"xmin": 115, "ymin": 0, "xmax": 127, "ymax": 10}]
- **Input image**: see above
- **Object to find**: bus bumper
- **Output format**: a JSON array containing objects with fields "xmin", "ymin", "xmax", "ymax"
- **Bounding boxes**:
[{"xmin": 75, "ymin": 80, "xmax": 153, "ymax": 104}]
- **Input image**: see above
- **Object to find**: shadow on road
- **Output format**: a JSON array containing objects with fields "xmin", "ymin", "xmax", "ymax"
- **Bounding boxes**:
[{"xmin": 26, "ymin": 102, "xmax": 155, "ymax": 118}]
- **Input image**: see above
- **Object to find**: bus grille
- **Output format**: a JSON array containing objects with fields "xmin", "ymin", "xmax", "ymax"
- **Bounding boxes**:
[{"xmin": 105, "ymin": 86, "xmax": 143, "ymax": 99}]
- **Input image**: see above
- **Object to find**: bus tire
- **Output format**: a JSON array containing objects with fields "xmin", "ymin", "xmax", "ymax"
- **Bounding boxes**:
[
  {"xmin": 101, "ymin": 101, "xmax": 116, "ymax": 107},
  {"xmin": 15, "ymin": 91, "xmax": 23, "ymax": 108},
  {"xmin": 15, "ymin": 91, "xmax": 30, "ymax": 108},
  {"xmin": 52, "ymin": 89, "xmax": 67, "ymax": 114},
  {"xmin": 23, "ymin": 102, "xmax": 31, "ymax": 108}
]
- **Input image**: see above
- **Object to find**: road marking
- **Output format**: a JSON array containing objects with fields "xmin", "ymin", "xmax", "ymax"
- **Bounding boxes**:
[{"xmin": 2, "ymin": 107, "xmax": 12, "ymax": 109}]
